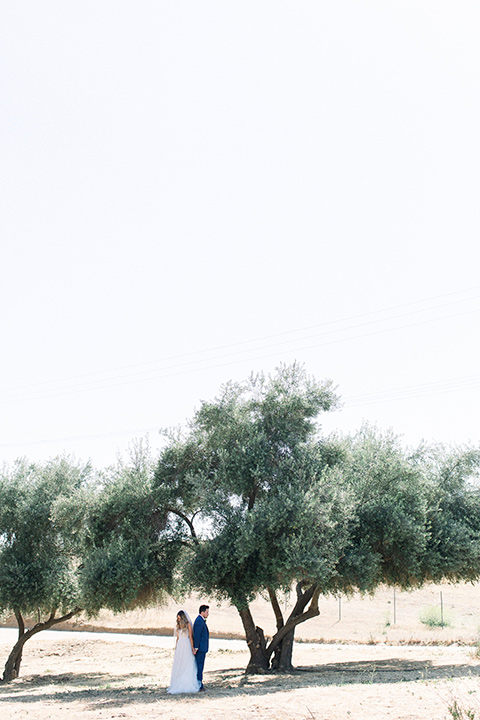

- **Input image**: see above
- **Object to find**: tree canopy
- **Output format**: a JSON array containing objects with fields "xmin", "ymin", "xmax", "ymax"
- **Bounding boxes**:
[
  {"xmin": 2, "ymin": 364, "xmax": 480, "ymax": 681},
  {"xmin": 0, "ymin": 456, "xmax": 93, "ymax": 681},
  {"xmin": 151, "ymin": 367, "xmax": 480, "ymax": 672},
  {"xmin": 153, "ymin": 364, "xmax": 354, "ymax": 671},
  {"xmin": 329, "ymin": 429, "xmax": 480, "ymax": 596},
  {"xmin": 81, "ymin": 439, "xmax": 180, "ymax": 614}
]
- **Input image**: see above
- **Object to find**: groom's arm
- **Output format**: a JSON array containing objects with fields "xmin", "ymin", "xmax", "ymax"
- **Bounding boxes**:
[{"xmin": 193, "ymin": 618, "xmax": 201, "ymax": 651}]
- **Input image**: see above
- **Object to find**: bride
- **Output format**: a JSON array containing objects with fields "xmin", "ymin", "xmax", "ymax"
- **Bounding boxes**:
[{"xmin": 167, "ymin": 610, "xmax": 201, "ymax": 694}]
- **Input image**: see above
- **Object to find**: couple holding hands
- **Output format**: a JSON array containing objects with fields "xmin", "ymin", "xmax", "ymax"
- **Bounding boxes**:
[{"xmin": 167, "ymin": 604, "xmax": 210, "ymax": 694}]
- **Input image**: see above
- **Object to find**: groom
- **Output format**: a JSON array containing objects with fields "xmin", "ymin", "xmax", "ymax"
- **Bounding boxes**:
[{"xmin": 193, "ymin": 604, "xmax": 209, "ymax": 691}]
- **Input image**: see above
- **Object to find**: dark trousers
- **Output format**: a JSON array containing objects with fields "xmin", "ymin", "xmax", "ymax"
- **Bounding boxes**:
[{"xmin": 195, "ymin": 650, "xmax": 206, "ymax": 687}]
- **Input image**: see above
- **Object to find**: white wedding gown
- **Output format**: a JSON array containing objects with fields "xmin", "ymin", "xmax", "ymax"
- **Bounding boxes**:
[{"xmin": 167, "ymin": 628, "xmax": 201, "ymax": 694}]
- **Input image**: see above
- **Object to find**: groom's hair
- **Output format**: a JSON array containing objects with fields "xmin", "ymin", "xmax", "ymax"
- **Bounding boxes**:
[{"xmin": 199, "ymin": 604, "xmax": 209, "ymax": 614}]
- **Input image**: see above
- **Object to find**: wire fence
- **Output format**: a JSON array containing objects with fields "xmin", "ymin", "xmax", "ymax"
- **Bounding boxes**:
[{"xmin": 296, "ymin": 582, "xmax": 480, "ymax": 644}]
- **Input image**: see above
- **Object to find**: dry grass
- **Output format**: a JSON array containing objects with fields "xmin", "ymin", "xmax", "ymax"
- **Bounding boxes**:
[{"xmin": 2, "ymin": 581, "xmax": 480, "ymax": 719}]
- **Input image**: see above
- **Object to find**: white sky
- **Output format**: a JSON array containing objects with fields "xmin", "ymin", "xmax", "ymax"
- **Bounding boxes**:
[{"xmin": 1, "ymin": 1, "xmax": 479, "ymax": 468}]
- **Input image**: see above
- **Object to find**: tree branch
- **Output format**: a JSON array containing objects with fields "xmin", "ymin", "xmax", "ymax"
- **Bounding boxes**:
[
  {"xmin": 8, "ymin": 608, "xmax": 82, "ymax": 659},
  {"xmin": 266, "ymin": 587, "xmax": 320, "ymax": 657},
  {"xmin": 267, "ymin": 586, "xmax": 284, "ymax": 632},
  {"xmin": 167, "ymin": 507, "xmax": 199, "ymax": 545},
  {"xmin": 285, "ymin": 583, "xmax": 317, "ymax": 625},
  {"xmin": 3, "ymin": 607, "xmax": 83, "ymax": 682},
  {"xmin": 28, "ymin": 607, "xmax": 82, "ymax": 636},
  {"xmin": 14, "ymin": 609, "xmax": 24, "ymax": 639}
]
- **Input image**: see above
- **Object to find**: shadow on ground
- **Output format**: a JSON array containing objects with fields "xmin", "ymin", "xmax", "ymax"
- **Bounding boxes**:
[
  {"xmin": 1, "ymin": 658, "xmax": 479, "ymax": 708},
  {"xmin": 0, "ymin": 672, "xmax": 159, "ymax": 709}
]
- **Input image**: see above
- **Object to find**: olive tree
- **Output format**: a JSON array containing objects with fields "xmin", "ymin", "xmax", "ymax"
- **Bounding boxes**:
[
  {"xmin": 328, "ymin": 427, "xmax": 432, "ymax": 595},
  {"xmin": 421, "ymin": 445, "xmax": 480, "ymax": 583},
  {"xmin": 80, "ymin": 440, "xmax": 182, "ymax": 616},
  {"xmin": 327, "ymin": 429, "xmax": 480, "ymax": 593},
  {"xmin": 0, "ymin": 442, "xmax": 184, "ymax": 684},
  {"xmin": 153, "ymin": 363, "xmax": 353, "ymax": 673},
  {"xmin": 0, "ymin": 456, "xmax": 93, "ymax": 682},
  {"xmin": 153, "ymin": 370, "xmax": 480, "ymax": 674}
]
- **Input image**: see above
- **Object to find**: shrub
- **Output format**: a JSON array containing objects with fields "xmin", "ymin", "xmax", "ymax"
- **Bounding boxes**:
[{"xmin": 419, "ymin": 605, "xmax": 453, "ymax": 628}]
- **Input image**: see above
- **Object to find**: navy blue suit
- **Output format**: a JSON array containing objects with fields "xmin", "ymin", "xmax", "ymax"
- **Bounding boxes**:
[{"xmin": 193, "ymin": 614, "xmax": 209, "ymax": 688}]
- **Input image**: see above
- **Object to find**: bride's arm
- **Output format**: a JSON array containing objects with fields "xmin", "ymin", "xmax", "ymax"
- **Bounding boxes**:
[{"xmin": 188, "ymin": 623, "xmax": 196, "ymax": 653}]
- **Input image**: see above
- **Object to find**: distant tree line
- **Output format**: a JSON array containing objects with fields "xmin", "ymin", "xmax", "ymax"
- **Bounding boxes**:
[{"xmin": 1, "ymin": 363, "xmax": 480, "ymax": 682}]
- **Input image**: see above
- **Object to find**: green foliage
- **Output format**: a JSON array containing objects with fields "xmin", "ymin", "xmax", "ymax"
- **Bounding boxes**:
[
  {"xmin": 155, "ymin": 367, "xmax": 480, "ymax": 627},
  {"xmin": 1, "ymin": 366, "xmax": 479, "ymax": 677},
  {"xmin": 155, "ymin": 363, "xmax": 350, "ymax": 608},
  {"xmin": 421, "ymin": 446, "xmax": 480, "ymax": 584},
  {"xmin": 328, "ymin": 427, "xmax": 430, "ymax": 593},
  {"xmin": 0, "ymin": 456, "xmax": 93, "ymax": 617},
  {"xmin": 419, "ymin": 605, "xmax": 452, "ymax": 628},
  {"xmin": 81, "ymin": 439, "xmax": 181, "ymax": 614},
  {"xmin": 324, "ymin": 428, "xmax": 480, "ymax": 595},
  {"xmin": 448, "ymin": 698, "xmax": 477, "ymax": 719},
  {"xmin": 80, "ymin": 536, "xmax": 176, "ymax": 613}
]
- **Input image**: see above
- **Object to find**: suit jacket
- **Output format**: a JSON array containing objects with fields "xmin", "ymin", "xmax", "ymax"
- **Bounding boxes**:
[{"xmin": 193, "ymin": 614, "xmax": 209, "ymax": 653}]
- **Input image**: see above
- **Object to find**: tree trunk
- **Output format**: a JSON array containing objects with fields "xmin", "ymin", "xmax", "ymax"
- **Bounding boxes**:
[
  {"xmin": 267, "ymin": 584, "xmax": 320, "ymax": 672},
  {"xmin": 267, "ymin": 587, "xmax": 284, "ymax": 670},
  {"xmin": 275, "ymin": 628, "xmax": 295, "ymax": 672},
  {"xmin": 233, "ymin": 585, "xmax": 321, "ymax": 675},
  {"xmin": 235, "ymin": 603, "xmax": 269, "ymax": 674},
  {"xmin": 2, "ymin": 607, "xmax": 82, "ymax": 683},
  {"xmin": 3, "ymin": 641, "xmax": 25, "ymax": 682}
]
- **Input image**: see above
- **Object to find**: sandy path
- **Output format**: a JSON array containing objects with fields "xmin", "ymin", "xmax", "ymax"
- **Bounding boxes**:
[{"xmin": 1, "ymin": 631, "xmax": 479, "ymax": 719}]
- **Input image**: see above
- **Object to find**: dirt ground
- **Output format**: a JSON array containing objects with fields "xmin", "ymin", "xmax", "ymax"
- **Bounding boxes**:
[{"xmin": 2, "ymin": 582, "xmax": 480, "ymax": 719}]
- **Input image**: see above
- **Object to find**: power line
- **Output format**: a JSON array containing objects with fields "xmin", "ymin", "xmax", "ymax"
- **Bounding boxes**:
[
  {"xmin": 3, "ymin": 367, "xmax": 480, "ymax": 451},
  {"xmin": 1, "ymin": 285, "xmax": 479, "ymax": 399},
  {"xmin": 344, "ymin": 372, "xmax": 480, "ymax": 407},
  {"xmin": 1, "ymin": 291, "xmax": 479, "ymax": 405},
  {"xmin": 0, "ymin": 426, "xmax": 162, "ymax": 450}
]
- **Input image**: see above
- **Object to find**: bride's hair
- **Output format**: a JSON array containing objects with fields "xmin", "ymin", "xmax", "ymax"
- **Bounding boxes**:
[{"xmin": 176, "ymin": 610, "xmax": 189, "ymax": 630}]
